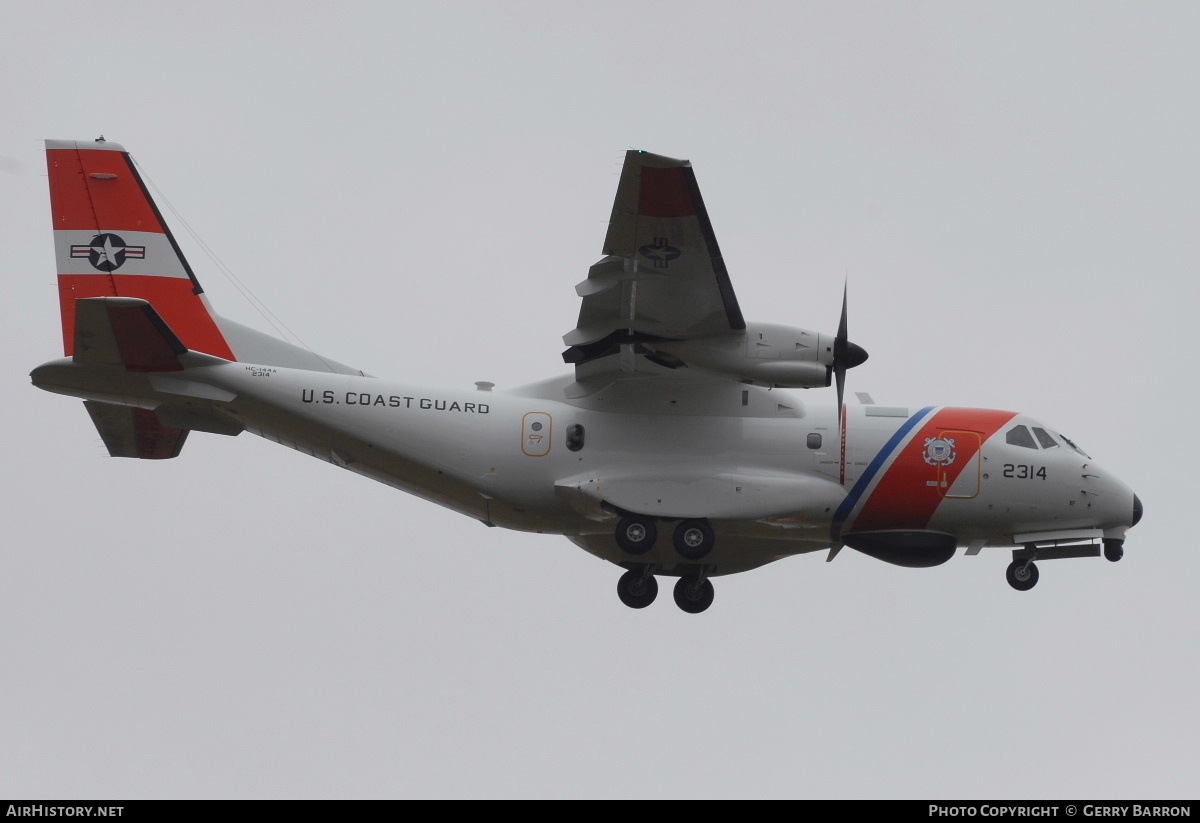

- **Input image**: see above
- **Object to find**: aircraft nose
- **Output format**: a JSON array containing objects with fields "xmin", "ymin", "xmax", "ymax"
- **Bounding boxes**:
[{"xmin": 1132, "ymin": 493, "xmax": 1144, "ymax": 527}]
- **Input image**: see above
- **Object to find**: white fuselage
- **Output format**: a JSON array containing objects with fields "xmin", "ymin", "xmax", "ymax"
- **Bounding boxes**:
[{"xmin": 32, "ymin": 353, "xmax": 1138, "ymax": 576}]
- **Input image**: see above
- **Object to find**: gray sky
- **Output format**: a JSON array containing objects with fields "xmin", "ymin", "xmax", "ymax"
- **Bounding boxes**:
[{"xmin": 2, "ymin": 1, "xmax": 1197, "ymax": 798}]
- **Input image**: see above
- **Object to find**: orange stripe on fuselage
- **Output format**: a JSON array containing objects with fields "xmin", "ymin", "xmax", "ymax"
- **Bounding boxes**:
[{"xmin": 850, "ymin": 407, "xmax": 1017, "ymax": 533}]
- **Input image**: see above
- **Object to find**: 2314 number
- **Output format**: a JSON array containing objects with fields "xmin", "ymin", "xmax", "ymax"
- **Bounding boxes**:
[{"xmin": 1003, "ymin": 464, "xmax": 1046, "ymax": 480}]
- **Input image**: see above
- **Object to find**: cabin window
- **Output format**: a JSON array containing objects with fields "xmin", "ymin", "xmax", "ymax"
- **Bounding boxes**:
[
  {"xmin": 566, "ymin": 423, "xmax": 585, "ymax": 452},
  {"xmin": 1032, "ymin": 427, "xmax": 1058, "ymax": 449},
  {"xmin": 1005, "ymin": 425, "xmax": 1038, "ymax": 449},
  {"xmin": 807, "ymin": 433, "xmax": 822, "ymax": 449}
]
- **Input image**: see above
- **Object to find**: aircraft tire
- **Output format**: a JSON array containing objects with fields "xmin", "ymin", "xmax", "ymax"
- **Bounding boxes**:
[
  {"xmin": 615, "ymin": 516, "xmax": 657, "ymax": 555},
  {"xmin": 1006, "ymin": 559, "xmax": 1039, "ymax": 592},
  {"xmin": 617, "ymin": 569, "xmax": 658, "ymax": 609},
  {"xmin": 673, "ymin": 575, "xmax": 715, "ymax": 614},
  {"xmin": 1103, "ymin": 539, "xmax": 1124, "ymax": 563},
  {"xmin": 673, "ymin": 519, "xmax": 715, "ymax": 560}
]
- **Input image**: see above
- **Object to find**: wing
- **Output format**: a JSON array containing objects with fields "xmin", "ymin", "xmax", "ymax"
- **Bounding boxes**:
[{"xmin": 562, "ymin": 151, "xmax": 745, "ymax": 369}]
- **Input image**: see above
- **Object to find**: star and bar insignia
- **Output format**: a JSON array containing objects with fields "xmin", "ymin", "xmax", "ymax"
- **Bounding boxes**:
[{"xmin": 70, "ymin": 233, "xmax": 146, "ymax": 273}]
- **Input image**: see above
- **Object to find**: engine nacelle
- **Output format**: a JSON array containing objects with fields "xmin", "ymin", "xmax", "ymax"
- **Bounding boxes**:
[{"xmin": 650, "ymin": 322, "xmax": 834, "ymax": 388}]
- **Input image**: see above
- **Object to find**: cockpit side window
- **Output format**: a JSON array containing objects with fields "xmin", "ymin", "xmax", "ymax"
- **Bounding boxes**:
[
  {"xmin": 1005, "ymin": 425, "xmax": 1038, "ymax": 449},
  {"xmin": 1032, "ymin": 427, "xmax": 1058, "ymax": 449}
]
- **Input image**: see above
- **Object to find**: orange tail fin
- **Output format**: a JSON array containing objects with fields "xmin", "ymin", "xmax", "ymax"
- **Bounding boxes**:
[{"xmin": 46, "ymin": 138, "xmax": 235, "ymax": 360}]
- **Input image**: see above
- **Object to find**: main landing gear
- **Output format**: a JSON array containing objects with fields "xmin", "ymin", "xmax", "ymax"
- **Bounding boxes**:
[
  {"xmin": 616, "ymin": 568, "xmax": 658, "ymax": 609},
  {"xmin": 613, "ymin": 515, "xmax": 718, "ymax": 612},
  {"xmin": 615, "ymin": 515, "xmax": 715, "ymax": 561},
  {"xmin": 615, "ymin": 516, "xmax": 657, "ymax": 554},
  {"xmin": 673, "ymin": 573, "xmax": 715, "ymax": 614},
  {"xmin": 616, "ymin": 567, "xmax": 714, "ymax": 614},
  {"xmin": 673, "ymin": 519, "xmax": 715, "ymax": 560}
]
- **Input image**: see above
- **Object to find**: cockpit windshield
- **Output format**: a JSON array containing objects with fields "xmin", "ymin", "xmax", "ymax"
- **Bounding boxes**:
[
  {"xmin": 1005, "ymin": 422, "xmax": 1090, "ymax": 457},
  {"xmin": 1032, "ymin": 427, "xmax": 1058, "ymax": 449},
  {"xmin": 1005, "ymin": 425, "xmax": 1038, "ymax": 449}
]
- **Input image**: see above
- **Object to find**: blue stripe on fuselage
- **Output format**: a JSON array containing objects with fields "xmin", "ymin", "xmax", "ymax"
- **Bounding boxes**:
[{"xmin": 830, "ymin": 406, "xmax": 937, "ymax": 540}]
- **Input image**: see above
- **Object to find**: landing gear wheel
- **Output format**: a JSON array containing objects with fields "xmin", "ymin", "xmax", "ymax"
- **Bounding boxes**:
[
  {"xmin": 617, "ymin": 569, "xmax": 658, "ymax": 609},
  {"xmin": 673, "ymin": 519, "xmax": 714, "ymax": 560},
  {"xmin": 1104, "ymin": 539, "xmax": 1124, "ymax": 563},
  {"xmin": 1006, "ymin": 559, "xmax": 1039, "ymax": 591},
  {"xmin": 615, "ymin": 516, "xmax": 657, "ymax": 555},
  {"xmin": 673, "ymin": 575, "xmax": 715, "ymax": 614}
]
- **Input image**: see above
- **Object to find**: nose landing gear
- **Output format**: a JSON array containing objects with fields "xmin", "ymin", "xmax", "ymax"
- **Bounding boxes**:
[
  {"xmin": 1006, "ymin": 558, "xmax": 1039, "ymax": 591},
  {"xmin": 1004, "ymin": 536, "xmax": 1125, "ymax": 591}
]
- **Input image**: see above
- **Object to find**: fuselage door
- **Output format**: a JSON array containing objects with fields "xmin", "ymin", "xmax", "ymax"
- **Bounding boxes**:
[
  {"xmin": 932, "ymin": 429, "xmax": 982, "ymax": 499},
  {"xmin": 522, "ymin": 412, "xmax": 553, "ymax": 457}
]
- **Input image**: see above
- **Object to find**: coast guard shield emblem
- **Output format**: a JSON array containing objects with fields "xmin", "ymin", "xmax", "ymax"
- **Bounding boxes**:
[{"xmin": 923, "ymin": 437, "xmax": 957, "ymax": 467}]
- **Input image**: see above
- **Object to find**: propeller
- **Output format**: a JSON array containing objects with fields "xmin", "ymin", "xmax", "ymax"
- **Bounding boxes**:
[{"xmin": 832, "ymin": 282, "xmax": 869, "ymax": 422}]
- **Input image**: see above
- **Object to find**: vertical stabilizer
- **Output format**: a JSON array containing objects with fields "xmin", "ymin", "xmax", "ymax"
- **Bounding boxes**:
[{"xmin": 46, "ymin": 139, "xmax": 235, "ymax": 360}]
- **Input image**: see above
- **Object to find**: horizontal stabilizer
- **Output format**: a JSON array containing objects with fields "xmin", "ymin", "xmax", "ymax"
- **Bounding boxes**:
[
  {"xmin": 83, "ymin": 400, "xmax": 189, "ymax": 459},
  {"xmin": 74, "ymin": 297, "xmax": 188, "ymax": 372}
]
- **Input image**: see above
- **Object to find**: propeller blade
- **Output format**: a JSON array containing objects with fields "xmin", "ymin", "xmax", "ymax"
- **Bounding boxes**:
[
  {"xmin": 832, "ymin": 282, "xmax": 868, "ymax": 423},
  {"xmin": 837, "ymin": 281, "xmax": 849, "ymax": 343},
  {"xmin": 836, "ymin": 361, "xmax": 847, "ymax": 423}
]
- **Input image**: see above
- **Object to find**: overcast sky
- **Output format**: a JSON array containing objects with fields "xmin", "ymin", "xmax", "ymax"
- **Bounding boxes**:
[{"xmin": 2, "ymin": 1, "xmax": 1198, "ymax": 799}]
